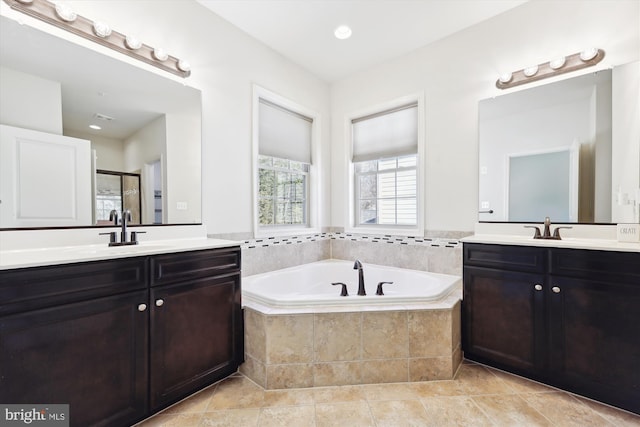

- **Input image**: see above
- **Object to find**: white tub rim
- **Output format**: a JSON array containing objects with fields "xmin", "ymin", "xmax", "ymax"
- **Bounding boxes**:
[{"xmin": 242, "ymin": 259, "xmax": 462, "ymax": 315}]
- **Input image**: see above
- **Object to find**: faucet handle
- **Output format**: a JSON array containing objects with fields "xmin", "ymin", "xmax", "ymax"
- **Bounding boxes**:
[
  {"xmin": 524, "ymin": 225, "xmax": 542, "ymax": 239},
  {"xmin": 552, "ymin": 226, "xmax": 572, "ymax": 240},
  {"xmin": 99, "ymin": 231, "xmax": 117, "ymax": 245},
  {"xmin": 376, "ymin": 281, "xmax": 394, "ymax": 296},
  {"xmin": 332, "ymin": 282, "xmax": 349, "ymax": 297},
  {"xmin": 130, "ymin": 231, "xmax": 146, "ymax": 244}
]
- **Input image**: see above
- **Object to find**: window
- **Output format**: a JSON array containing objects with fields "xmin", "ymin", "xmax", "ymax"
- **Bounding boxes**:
[
  {"xmin": 258, "ymin": 155, "xmax": 309, "ymax": 226},
  {"xmin": 355, "ymin": 155, "xmax": 417, "ymax": 225},
  {"xmin": 253, "ymin": 88, "xmax": 318, "ymax": 234},
  {"xmin": 351, "ymin": 101, "xmax": 421, "ymax": 229}
]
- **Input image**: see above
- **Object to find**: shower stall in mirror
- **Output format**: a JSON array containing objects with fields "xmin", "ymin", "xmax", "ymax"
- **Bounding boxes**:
[{"xmin": 95, "ymin": 170, "xmax": 141, "ymax": 225}]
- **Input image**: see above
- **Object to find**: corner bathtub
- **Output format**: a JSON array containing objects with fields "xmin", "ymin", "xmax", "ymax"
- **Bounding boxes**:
[
  {"xmin": 240, "ymin": 260, "xmax": 463, "ymax": 389},
  {"xmin": 242, "ymin": 259, "xmax": 461, "ymax": 312}
]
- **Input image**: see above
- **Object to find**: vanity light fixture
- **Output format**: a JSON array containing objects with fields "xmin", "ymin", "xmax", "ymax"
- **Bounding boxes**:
[
  {"xmin": 3, "ymin": 0, "xmax": 191, "ymax": 78},
  {"xmin": 496, "ymin": 48, "xmax": 605, "ymax": 89}
]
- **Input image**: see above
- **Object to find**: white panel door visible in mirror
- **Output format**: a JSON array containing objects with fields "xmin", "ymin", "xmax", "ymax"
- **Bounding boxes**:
[{"xmin": 0, "ymin": 124, "xmax": 91, "ymax": 227}]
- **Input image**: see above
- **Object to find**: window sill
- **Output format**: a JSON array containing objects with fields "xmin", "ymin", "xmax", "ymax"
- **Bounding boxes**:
[
  {"xmin": 345, "ymin": 225, "xmax": 423, "ymax": 237},
  {"xmin": 254, "ymin": 226, "xmax": 322, "ymax": 239}
]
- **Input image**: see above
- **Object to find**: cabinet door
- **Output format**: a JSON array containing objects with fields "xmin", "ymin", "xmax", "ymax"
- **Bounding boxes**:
[
  {"xmin": 463, "ymin": 266, "xmax": 545, "ymax": 376},
  {"xmin": 0, "ymin": 290, "xmax": 149, "ymax": 427},
  {"xmin": 149, "ymin": 273, "xmax": 241, "ymax": 411},
  {"xmin": 548, "ymin": 275, "xmax": 640, "ymax": 414}
]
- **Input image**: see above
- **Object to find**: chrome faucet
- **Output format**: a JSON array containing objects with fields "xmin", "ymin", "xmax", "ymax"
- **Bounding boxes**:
[{"xmin": 353, "ymin": 259, "xmax": 366, "ymax": 296}]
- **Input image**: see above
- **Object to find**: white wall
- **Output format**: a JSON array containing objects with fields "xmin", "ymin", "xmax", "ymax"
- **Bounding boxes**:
[
  {"xmin": 330, "ymin": 0, "xmax": 640, "ymax": 233},
  {"xmin": 0, "ymin": 66, "xmax": 62, "ymax": 134},
  {"xmin": 64, "ymin": 129, "xmax": 125, "ymax": 171}
]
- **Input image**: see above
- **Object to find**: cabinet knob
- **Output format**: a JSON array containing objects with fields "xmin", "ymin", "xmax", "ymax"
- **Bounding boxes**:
[
  {"xmin": 137, "ymin": 303, "xmax": 147, "ymax": 312},
  {"xmin": 552, "ymin": 286, "xmax": 561, "ymax": 294},
  {"xmin": 155, "ymin": 299, "xmax": 164, "ymax": 307},
  {"xmin": 534, "ymin": 284, "xmax": 543, "ymax": 291}
]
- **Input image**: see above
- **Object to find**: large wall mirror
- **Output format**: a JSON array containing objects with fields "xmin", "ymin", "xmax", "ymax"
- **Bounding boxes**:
[
  {"xmin": 0, "ymin": 15, "xmax": 202, "ymax": 229},
  {"xmin": 478, "ymin": 61, "xmax": 639, "ymax": 224}
]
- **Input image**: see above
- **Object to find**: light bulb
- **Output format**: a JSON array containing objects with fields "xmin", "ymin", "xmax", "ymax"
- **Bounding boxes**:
[
  {"xmin": 498, "ymin": 72, "xmax": 513, "ymax": 84},
  {"xmin": 55, "ymin": 3, "xmax": 77, "ymax": 22},
  {"xmin": 549, "ymin": 56, "xmax": 566, "ymax": 70},
  {"xmin": 125, "ymin": 35, "xmax": 142, "ymax": 50},
  {"xmin": 334, "ymin": 25, "xmax": 352, "ymax": 40},
  {"xmin": 580, "ymin": 48, "xmax": 598, "ymax": 61},
  {"xmin": 177, "ymin": 59, "xmax": 191, "ymax": 72},
  {"xmin": 152, "ymin": 48, "xmax": 169, "ymax": 62},
  {"xmin": 92, "ymin": 21, "xmax": 112, "ymax": 38},
  {"xmin": 523, "ymin": 65, "xmax": 538, "ymax": 77}
]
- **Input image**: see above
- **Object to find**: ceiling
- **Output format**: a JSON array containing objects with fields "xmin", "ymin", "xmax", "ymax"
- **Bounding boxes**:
[{"xmin": 197, "ymin": 0, "xmax": 529, "ymax": 82}]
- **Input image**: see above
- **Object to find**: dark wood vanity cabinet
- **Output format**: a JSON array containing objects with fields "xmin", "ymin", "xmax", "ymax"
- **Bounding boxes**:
[
  {"xmin": 149, "ymin": 249, "xmax": 242, "ymax": 410},
  {"xmin": 0, "ymin": 246, "xmax": 242, "ymax": 427},
  {"xmin": 463, "ymin": 243, "xmax": 640, "ymax": 415}
]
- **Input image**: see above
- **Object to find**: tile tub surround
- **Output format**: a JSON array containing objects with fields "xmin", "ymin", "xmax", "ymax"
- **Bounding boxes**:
[
  {"xmin": 241, "ymin": 301, "xmax": 462, "ymax": 389},
  {"xmin": 227, "ymin": 231, "xmax": 466, "ymax": 277}
]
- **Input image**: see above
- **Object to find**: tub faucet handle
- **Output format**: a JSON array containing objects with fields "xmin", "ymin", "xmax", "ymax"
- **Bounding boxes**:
[
  {"xmin": 332, "ymin": 282, "xmax": 349, "ymax": 297},
  {"xmin": 376, "ymin": 281, "xmax": 394, "ymax": 295}
]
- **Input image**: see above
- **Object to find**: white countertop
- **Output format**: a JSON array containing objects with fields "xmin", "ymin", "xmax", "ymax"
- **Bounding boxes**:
[
  {"xmin": 0, "ymin": 237, "xmax": 240, "ymax": 270},
  {"xmin": 462, "ymin": 234, "xmax": 640, "ymax": 252}
]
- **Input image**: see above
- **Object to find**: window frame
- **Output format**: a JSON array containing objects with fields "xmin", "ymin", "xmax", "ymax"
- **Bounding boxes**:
[
  {"xmin": 345, "ymin": 93, "xmax": 425, "ymax": 236},
  {"xmin": 252, "ymin": 84, "xmax": 321, "ymax": 237}
]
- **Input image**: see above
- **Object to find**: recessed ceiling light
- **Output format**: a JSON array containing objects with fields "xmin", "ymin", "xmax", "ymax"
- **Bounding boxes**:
[
  {"xmin": 334, "ymin": 25, "xmax": 352, "ymax": 40},
  {"xmin": 89, "ymin": 124, "xmax": 102, "ymax": 130}
]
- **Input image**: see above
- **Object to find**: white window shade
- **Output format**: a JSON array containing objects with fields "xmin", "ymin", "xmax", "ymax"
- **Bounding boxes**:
[
  {"xmin": 259, "ymin": 98, "xmax": 312, "ymax": 164},
  {"xmin": 352, "ymin": 103, "xmax": 418, "ymax": 162}
]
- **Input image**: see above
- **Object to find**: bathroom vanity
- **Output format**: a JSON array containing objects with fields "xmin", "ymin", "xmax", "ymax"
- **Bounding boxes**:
[
  {"xmin": 462, "ymin": 239, "xmax": 639, "ymax": 415},
  {"xmin": 0, "ymin": 243, "xmax": 242, "ymax": 427}
]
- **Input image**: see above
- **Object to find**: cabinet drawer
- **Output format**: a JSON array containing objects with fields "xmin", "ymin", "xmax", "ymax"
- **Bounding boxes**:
[
  {"xmin": 464, "ymin": 243, "xmax": 545, "ymax": 273},
  {"xmin": 151, "ymin": 247, "xmax": 240, "ymax": 287},
  {"xmin": 549, "ymin": 248, "xmax": 640, "ymax": 286},
  {"xmin": 0, "ymin": 258, "xmax": 147, "ymax": 316}
]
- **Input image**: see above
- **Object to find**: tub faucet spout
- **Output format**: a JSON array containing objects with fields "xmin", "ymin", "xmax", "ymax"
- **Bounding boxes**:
[{"xmin": 353, "ymin": 259, "xmax": 366, "ymax": 296}]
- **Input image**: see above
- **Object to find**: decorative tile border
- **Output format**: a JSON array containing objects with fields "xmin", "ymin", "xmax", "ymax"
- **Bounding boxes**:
[{"xmin": 240, "ymin": 232, "xmax": 460, "ymax": 250}]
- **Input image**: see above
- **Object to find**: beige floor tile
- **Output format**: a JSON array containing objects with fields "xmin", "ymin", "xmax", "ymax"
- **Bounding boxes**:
[
  {"xmin": 263, "ymin": 388, "xmax": 316, "ymax": 407},
  {"xmin": 522, "ymin": 392, "xmax": 614, "ymax": 427},
  {"xmin": 454, "ymin": 363, "xmax": 514, "ymax": 395},
  {"xmin": 409, "ymin": 379, "xmax": 468, "ymax": 397},
  {"xmin": 313, "ymin": 385, "xmax": 367, "ymax": 403},
  {"xmin": 420, "ymin": 396, "xmax": 493, "ymax": 427},
  {"xmin": 162, "ymin": 385, "xmax": 216, "ymax": 414},
  {"xmin": 471, "ymin": 394, "xmax": 552, "ymax": 426},
  {"xmin": 361, "ymin": 383, "xmax": 421, "ymax": 401},
  {"xmin": 257, "ymin": 405, "xmax": 316, "ymax": 427},
  {"xmin": 572, "ymin": 396, "xmax": 640, "ymax": 427},
  {"xmin": 206, "ymin": 376, "xmax": 265, "ymax": 410},
  {"xmin": 485, "ymin": 367, "xmax": 556, "ymax": 394},
  {"xmin": 315, "ymin": 401, "xmax": 375, "ymax": 427},
  {"xmin": 199, "ymin": 409, "xmax": 260, "ymax": 427},
  {"xmin": 368, "ymin": 399, "xmax": 430, "ymax": 427},
  {"xmin": 136, "ymin": 413, "xmax": 203, "ymax": 427}
]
